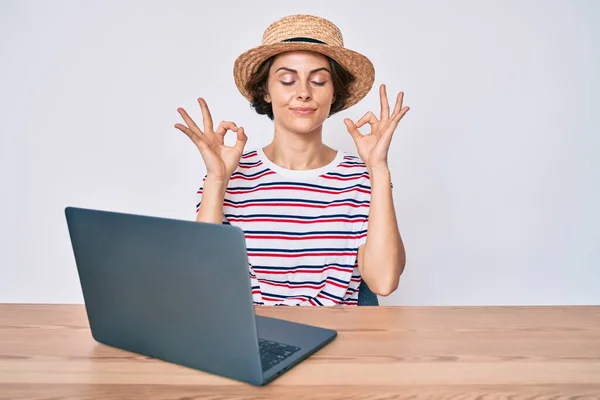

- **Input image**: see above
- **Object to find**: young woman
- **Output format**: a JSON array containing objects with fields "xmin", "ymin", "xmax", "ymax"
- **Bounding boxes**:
[{"xmin": 174, "ymin": 14, "xmax": 409, "ymax": 306}]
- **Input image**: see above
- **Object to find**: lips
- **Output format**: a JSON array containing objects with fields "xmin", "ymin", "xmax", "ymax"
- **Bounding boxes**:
[{"xmin": 291, "ymin": 107, "xmax": 316, "ymax": 115}]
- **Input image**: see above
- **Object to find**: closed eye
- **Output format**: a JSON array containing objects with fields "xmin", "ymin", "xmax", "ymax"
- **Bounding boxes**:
[{"xmin": 280, "ymin": 81, "xmax": 328, "ymax": 86}]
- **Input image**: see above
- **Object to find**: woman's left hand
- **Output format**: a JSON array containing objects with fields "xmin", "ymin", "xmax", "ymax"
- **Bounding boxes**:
[{"xmin": 344, "ymin": 84, "xmax": 410, "ymax": 170}]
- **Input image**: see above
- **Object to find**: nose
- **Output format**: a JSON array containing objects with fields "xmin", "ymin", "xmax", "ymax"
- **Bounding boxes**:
[{"xmin": 296, "ymin": 81, "xmax": 312, "ymax": 102}]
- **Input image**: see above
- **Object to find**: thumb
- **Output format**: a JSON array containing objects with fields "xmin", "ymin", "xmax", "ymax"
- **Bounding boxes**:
[
  {"xmin": 234, "ymin": 126, "xmax": 248, "ymax": 152},
  {"xmin": 344, "ymin": 118, "xmax": 361, "ymax": 141}
]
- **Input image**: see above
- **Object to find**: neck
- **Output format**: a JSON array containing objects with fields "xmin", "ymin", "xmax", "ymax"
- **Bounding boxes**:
[{"xmin": 262, "ymin": 122, "xmax": 336, "ymax": 170}]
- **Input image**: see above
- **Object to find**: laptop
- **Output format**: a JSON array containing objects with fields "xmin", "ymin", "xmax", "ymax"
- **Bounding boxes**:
[{"xmin": 64, "ymin": 206, "xmax": 337, "ymax": 386}]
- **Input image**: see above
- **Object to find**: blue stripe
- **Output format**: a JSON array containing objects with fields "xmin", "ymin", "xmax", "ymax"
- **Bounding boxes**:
[
  {"xmin": 252, "ymin": 263, "xmax": 355, "ymax": 271},
  {"xmin": 231, "ymin": 168, "xmax": 270, "ymax": 178},
  {"xmin": 260, "ymin": 291, "xmax": 313, "ymax": 300},
  {"xmin": 247, "ymin": 247, "xmax": 358, "ymax": 253},
  {"xmin": 225, "ymin": 213, "xmax": 368, "ymax": 220},
  {"xmin": 320, "ymin": 290, "xmax": 345, "ymax": 301},
  {"xmin": 340, "ymin": 160, "xmax": 365, "ymax": 165},
  {"xmin": 239, "ymin": 160, "xmax": 261, "ymax": 166},
  {"xmin": 260, "ymin": 277, "xmax": 350, "ymax": 286},
  {"xmin": 325, "ymin": 172, "xmax": 369, "ymax": 178},
  {"xmin": 245, "ymin": 229, "xmax": 368, "ymax": 236},
  {"xmin": 329, "ymin": 276, "xmax": 351, "ymax": 285}
]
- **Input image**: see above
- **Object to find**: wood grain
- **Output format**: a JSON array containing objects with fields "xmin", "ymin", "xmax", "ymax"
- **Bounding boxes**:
[{"xmin": 0, "ymin": 304, "xmax": 599, "ymax": 399}]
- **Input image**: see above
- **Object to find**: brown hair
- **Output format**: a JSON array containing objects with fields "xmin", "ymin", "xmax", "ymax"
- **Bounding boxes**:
[{"xmin": 245, "ymin": 55, "xmax": 356, "ymax": 120}]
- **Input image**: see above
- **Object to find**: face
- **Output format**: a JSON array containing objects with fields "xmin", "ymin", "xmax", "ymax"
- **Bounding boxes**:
[{"xmin": 264, "ymin": 51, "xmax": 335, "ymax": 134}]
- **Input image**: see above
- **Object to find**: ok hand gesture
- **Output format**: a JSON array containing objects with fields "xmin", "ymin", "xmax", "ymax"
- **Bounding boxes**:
[
  {"xmin": 175, "ymin": 97, "xmax": 247, "ymax": 181},
  {"xmin": 344, "ymin": 85, "xmax": 410, "ymax": 170}
]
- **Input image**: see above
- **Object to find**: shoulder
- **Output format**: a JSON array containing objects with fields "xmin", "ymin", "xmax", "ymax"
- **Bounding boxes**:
[
  {"xmin": 338, "ymin": 151, "xmax": 367, "ymax": 167},
  {"xmin": 335, "ymin": 151, "xmax": 370, "ymax": 177},
  {"xmin": 230, "ymin": 149, "xmax": 263, "ymax": 174},
  {"xmin": 227, "ymin": 148, "xmax": 274, "ymax": 187},
  {"xmin": 239, "ymin": 149, "xmax": 261, "ymax": 164}
]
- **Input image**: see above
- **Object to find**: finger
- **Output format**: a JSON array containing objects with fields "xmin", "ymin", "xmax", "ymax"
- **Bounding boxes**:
[
  {"xmin": 355, "ymin": 111, "xmax": 378, "ymax": 129},
  {"xmin": 343, "ymin": 118, "xmax": 362, "ymax": 141},
  {"xmin": 177, "ymin": 108, "xmax": 203, "ymax": 135},
  {"xmin": 198, "ymin": 97, "xmax": 214, "ymax": 134},
  {"xmin": 380, "ymin": 106, "xmax": 410, "ymax": 149},
  {"xmin": 391, "ymin": 91, "xmax": 404, "ymax": 118},
  {"xmin": 380, "ymin": 84, "xmax": 390, "ymax": 120},
  {"xmin": 174, "ymin": 123, "xmax": 207, "ymax": 148},
  {"xmin": 234, "ymin": 126, "xmax": 248, "ymax": 152},
  {"xmin": 392, "ymin": 106, "xmax": 410, "ymax": 123},
  {"xmin": 215, "ymin": 121, "xmax": 239, "ymax": 136}
]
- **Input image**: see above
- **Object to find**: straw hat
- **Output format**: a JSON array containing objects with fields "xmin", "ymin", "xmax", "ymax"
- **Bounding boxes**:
[{"xmin": 233, "ymin": 14, "xmax": 375, "ymax": 111}]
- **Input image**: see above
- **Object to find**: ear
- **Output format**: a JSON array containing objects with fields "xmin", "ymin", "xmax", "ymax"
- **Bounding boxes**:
[{"xmin": 264, "ymin": 93, "xmax": 272, "ymax": 103}]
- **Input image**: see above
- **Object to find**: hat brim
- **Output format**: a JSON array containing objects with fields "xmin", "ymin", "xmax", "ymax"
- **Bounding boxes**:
[{"xmin": 233, "ymin": 42, "xmax": 375, "ymax": 112}]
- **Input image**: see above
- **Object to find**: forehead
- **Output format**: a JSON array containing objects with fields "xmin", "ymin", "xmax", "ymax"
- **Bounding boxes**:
[{"xmin": 270, "ymin": 51, "xmax": 330, "ymax": 71}]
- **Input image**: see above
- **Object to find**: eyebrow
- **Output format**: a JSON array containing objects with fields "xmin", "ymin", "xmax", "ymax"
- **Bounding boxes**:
[{"xmin": 275, "ymin": 67, "xmax": 331, "ymax": 74}]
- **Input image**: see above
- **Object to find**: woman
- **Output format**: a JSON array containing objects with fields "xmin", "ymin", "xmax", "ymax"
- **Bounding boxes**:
[{"xmin": 174, "ymin": 14, "xmax": 409, "ymax": 306}]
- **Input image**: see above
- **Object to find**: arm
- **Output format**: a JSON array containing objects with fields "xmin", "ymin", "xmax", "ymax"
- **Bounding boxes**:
[
  {"xmin": 196, "ymin": 176, "xmax": 229, "ymax": 224},
  {"xmin": 176, "ymin": 98, "xmax": 263, "ymax": 304},
  {"xmin": 173, "ymin": 96, "xmax": 247, "ymax": 224},
  {"xmin": 194, "ymin": 175, "xmax": 264, "ymax": 304},
  {"xmin": 344, "ymin": 84, "xmax": 411, "ymax": 297},
  {"xmin": 357, "ymin": 167, "xmax": 405, "ymax": 296}
]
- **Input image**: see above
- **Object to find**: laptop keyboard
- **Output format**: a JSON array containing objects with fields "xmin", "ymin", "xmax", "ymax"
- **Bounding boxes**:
[{"xmin": 259, "ymin": 338, "xmax": 301, "ymax": 371}]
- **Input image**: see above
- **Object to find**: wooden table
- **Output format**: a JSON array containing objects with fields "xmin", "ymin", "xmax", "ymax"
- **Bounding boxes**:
[{"xmin": 1, "ymin": 304, "xmax": 599, "ymax": 399}]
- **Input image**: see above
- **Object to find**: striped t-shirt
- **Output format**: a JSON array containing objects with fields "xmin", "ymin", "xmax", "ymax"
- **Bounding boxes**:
[{"xmin": 196, "ymin": 147, "xmax": 371, "ymax": 306}]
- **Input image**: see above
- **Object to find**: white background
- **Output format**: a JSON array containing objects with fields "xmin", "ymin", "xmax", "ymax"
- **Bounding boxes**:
[{"xmin": 1, "ymin": 0, "xmax": 598, "ymax": 305}]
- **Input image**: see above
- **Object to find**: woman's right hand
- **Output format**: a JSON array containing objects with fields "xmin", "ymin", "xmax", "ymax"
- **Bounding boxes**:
[{"xmin": 175, "ymin": 97, "xmax": 247, "ymax": 181}]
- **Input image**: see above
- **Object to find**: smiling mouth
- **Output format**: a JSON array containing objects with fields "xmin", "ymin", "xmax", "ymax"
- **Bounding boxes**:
[{"xmin": 291, "ymin": 108, "xmax": 316, "ymax": 115}]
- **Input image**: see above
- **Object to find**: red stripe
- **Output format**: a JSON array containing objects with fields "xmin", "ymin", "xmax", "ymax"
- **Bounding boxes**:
[
  {"xmin": 260, "ymin": 281, "xmax": 326, "ymax": 290},
  {"xmin": 226, "ymin": 217, "xmax": 367, "ymax": 224},
  {"xmin": 316, "ymin": 293, "xmax": 340, "ymax": 303},
  {"xmin": 224, "ymin": 201, "xmax": 367, "ymax": 209},
  {"xmin": 261, "ymin": 295, "xmax": 309, "ymax": 302},
  {"xmin": 261, "ymin": 296, "xmax": 282, "ymax": 302},
  {"xmin": 248, "ymin": 251, "xmax": 356, "ymax": 258},
  {"xmin": 241, "ymin": 152, "xmax": 257, "ymax": 159},
  {"xmin": 322, "ymin": 174, "xmax": 369, "ymax": 181},
  {"xmin": 245, "ymin": 234, "xmax": 366, "ymax": 240},
  {"xmin": 252, "ymin": 266, "xmax": 354, "ymax": 275},
  {"xmin": 338, "ymin": 164, "xmax": 366, "ymax": 168},
  {"xmin": 227, "ymin": 186, "xmax": 371, "ymax": 196},
  {"xmin": 319, "ymin": 280, "xmax": 347, "ymax": 289}
]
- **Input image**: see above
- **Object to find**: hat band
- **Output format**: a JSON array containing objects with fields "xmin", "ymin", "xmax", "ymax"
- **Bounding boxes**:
[{"xmin": 282, "ymin": 37, "xmax": 326, "ymax": 45}]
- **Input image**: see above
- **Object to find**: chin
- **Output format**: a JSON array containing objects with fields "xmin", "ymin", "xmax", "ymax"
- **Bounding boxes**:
[
  {"xmin": 291, "ymin": 114, "xmax": 328, "ymax": 132},
  {"xmin": 273, "ymin": 108, "xmax": 328, "ymax": 133},
  {"xmin": 288, "ymin": 120, "xmax": 323, "ymax": 134}
]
